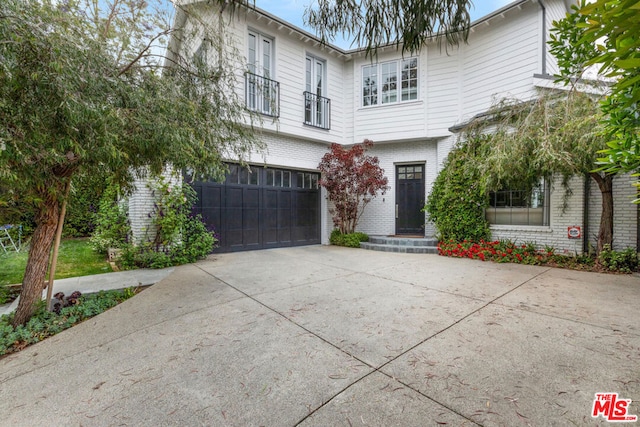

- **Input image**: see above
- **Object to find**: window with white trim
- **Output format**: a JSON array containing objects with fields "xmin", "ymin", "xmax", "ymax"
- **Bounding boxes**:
[
  {"xmin": 246, "ymin": 30, "xmax": 278, "ymax": 116},
  {"xmin": 304, "ymin": 55, "xmax": 330, "ymax": 129},
  {"xmin": 362, "ymin": 58, "xmax": 418, "ymax": 107}
]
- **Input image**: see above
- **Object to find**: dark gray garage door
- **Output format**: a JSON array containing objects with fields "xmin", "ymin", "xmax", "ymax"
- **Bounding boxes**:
[{"xmin": 191, "ymin": 164, "xmax": 321, "ymax": 252}]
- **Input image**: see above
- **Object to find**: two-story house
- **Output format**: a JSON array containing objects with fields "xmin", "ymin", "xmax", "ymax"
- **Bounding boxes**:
[{"xmin": 130, "ymin": 0, "xmax": 638, "ymax": 254}]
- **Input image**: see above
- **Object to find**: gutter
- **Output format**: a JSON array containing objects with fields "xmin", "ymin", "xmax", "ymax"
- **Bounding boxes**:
[{"xmin": 538, "ymin": 0, "xmax": 547, "ymax": 75}]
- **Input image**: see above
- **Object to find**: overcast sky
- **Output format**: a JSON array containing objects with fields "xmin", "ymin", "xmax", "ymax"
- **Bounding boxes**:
[{"xmin": 253, "ymin": 0, "xmax": 516, "ymax": 49}]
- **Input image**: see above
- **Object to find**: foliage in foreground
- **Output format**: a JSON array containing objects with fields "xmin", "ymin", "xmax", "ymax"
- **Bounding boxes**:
[
  {"xmin": 0, "ymin": 288, "xmax": 136, "ymax": 356},
  {"xmin": 330, "ymin": 230, "xmax": 369, "ymax": 248},
  {"xmin": 95, "ymin": 176, "xmax": 217, "ymax": 269},
  {"xmin": 438, "ymin": 240, "xmax": 638, "ymax": 273},
  {"xmin": 554, "ymin": 0, "xmax": 640, "ymax": 176},
  {"xmin": 1, "ymin": 0, "xmax": 260, "ymax": 326}
]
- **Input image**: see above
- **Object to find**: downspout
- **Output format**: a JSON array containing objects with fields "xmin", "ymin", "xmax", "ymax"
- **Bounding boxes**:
[
  {"xmin": 539, "ymin": 0, "xmax": 547, "ymax": 75},
  {"xmin": 583, "ymin": 174, "xmax": 590, "ymax": 254}
]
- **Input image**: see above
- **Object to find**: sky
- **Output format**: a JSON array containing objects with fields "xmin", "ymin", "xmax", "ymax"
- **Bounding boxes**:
[{"xmin": 253, "ymin": 0, "xmax": 516, "ymax": 49}]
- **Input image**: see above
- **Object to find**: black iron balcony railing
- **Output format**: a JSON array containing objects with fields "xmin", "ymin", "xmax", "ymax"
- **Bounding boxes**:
[
  {"xmin": 303, "ymin": 91, "xmax": 331, "ymax": 130},
  {"xmin": 245, "ymin": 72, "xmax": 280, "ymax": 117}
]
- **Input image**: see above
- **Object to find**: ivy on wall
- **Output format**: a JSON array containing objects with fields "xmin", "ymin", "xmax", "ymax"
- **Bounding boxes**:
[{"xmin": 424, "ymin": 134, "xmax": 491, "ymax": 242}]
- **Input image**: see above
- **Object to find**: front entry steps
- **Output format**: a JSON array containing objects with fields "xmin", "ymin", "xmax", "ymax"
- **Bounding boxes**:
[{"xmin": 360, "ymin": 235, "xmax": 439, "ymax": 254}]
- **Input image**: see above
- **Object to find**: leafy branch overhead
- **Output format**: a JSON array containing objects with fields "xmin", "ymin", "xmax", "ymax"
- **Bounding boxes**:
[
  {"xmin": 0, "ymin": 0, "xmax": 261, "ymax": 325},
  {"xmin": 304, "ymin": 0, "xmax": 472, "ymax": 55}
]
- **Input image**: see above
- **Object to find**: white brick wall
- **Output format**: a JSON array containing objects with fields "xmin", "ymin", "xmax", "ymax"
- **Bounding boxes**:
[
  {"xmin": 129, "ymin": 170, "xmax": 182, "ymax": 245},
  {"xmin": 356, "ymin": 139, "xmax": 439, "ymax": 237},
  {"xmin": 587, "ymin": 173, "xmax": 638, "ymax": 251},
  {"xmin": 490, "ymin": 175, "xmax": 586, "ymax": 254}
]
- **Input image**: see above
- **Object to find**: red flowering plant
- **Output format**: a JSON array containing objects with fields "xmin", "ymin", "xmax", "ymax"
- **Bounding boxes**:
[{"xmin": 437, "ymin": 240, "xmax": 546, "ymax": 265}]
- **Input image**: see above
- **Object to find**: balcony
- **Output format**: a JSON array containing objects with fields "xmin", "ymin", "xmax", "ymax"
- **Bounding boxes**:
[
  {"xmin": 303, "ymin": 91, "xmax": 331, "ymax": 130},
  {"xmin": 245, "ymin": 72, "xmax": 280, "ymax": 117}
]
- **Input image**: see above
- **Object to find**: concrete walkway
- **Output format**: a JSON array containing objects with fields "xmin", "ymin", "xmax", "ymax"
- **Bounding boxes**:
[
  {"xmin": 0, "ymin": 268, "xmax": 174, "ymax": 316},
  {"xmin": 0, "ymin": 246, "xmax": 639, "ymax": 426}
]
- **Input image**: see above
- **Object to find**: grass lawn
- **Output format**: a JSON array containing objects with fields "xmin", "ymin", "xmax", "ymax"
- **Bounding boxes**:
[{"xmin": 0, "ymin": 238, "xmax": 112, "ymax": 287}]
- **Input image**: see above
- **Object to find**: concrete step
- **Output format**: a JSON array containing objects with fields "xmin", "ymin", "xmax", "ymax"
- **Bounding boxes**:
[
  {"xmin": 367, "ymin": 236, "xmax": 439, "ymax": 247},
  {"xmin": 360, "ymin": 242, "xmax": 438, "ymax": 254}
]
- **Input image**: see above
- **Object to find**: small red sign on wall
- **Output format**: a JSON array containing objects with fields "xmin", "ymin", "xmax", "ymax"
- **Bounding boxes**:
[{"xmin": 568, "ymin": 226, "xmax": 581, "ymax": 239}]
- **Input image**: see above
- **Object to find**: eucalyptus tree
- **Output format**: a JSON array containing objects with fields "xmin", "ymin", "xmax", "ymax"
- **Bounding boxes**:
[
  {"xmin": 304, "ymin": 0, "xmax": 473, "ymax": 55},
  {"xmin": 0, "ymin": 0, "xmax": 260, "ymax": 326}
]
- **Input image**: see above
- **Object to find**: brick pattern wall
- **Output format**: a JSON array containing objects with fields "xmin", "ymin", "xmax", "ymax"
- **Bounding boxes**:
[
  {"xmin": 129, "ymin": 170, "xmax": 181, "ymax": 245},
  {"xmin": 356, "ymin": 140, "xmax": 439, "ymax": 237},
  {"xmin": 587, "ymin": 173, "xmax": 638, "ymax": 251},
  {"xmin": 490, "ymin": 175, "xmax": 586, "ymax": 254}
]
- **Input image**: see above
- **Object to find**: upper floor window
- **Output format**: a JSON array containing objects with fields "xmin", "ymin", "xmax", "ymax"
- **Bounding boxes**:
[
  {"xmin": 304, "ymin": 55, "xmax": 330, "ymax": 129},
  {"xmin": 246, "ymin": 30, "xmax": 279, "ymax": 117},
  {"xmin": 362, "ymin": 58, "xmax": 418, "ymax": 107}
]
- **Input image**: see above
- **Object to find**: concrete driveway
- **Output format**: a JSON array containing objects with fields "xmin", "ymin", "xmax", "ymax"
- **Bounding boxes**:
[{"xmin": 1, "ymin": 246, "xmax": 639, "ymax": 426}]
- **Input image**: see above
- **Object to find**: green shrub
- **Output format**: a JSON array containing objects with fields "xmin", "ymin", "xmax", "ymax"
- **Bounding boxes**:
[
  {"xmin": 90, "ymin": 183, "xmax": 131, "ymax": 254},
  {"xmin": 64, "ymin": 174, "xmax": 107, "ymax": 238},
  {"xmin": 0, "ymin": 289, "xmax": 136, "ymax": 355},
  {"xmin": 330, "ymin": 229, "xmax": 369, "ymax": 248},
  {"xmin": 425, "ymin": 136, "xmax": 491, "ymax": 242},
  {"xmin": 116, "ymin": 176, "xmax": 217, "ymax": 269},
  {"xmin": 598, "ymin": 245, "xmax": 639, "ymax": 273}
]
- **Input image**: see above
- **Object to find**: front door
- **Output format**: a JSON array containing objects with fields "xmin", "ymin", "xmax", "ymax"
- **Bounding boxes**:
[{"xmin": 396, "ymin": 164, "xmax": 425, "ymax": 235}]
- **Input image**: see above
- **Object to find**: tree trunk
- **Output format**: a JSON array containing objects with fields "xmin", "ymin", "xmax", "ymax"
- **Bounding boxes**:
[
  {"xmin": 11, "ymin": 193, "xmax": 60, "ymax": 327},
  {"xmin": 590, "ymin": 172, "xmax": 614, "ymax": 254}
]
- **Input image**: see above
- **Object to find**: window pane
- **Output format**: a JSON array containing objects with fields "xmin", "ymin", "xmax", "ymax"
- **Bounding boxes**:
[
  {"xmin": 297, "ymin": 172, "xmax": 304, "ymax": 188},
  {"xmin": 228, "ymin": 164, "xmax": 240, "ymax": 184},
  {"xmin": 267, "ymin": 170, "xmax": 274, "ymax": 186},
  {"xmin": 283, "ymin": 171, "xmax": 291, "ymax": 188},
  {"xmin": 239, "ymin": 167, "xmax": 249, "ymax": 185},
  {"xmin": 249, "ymin": 168, "xmax": 259, "ymax": 185},
  {"xmin": 381, "ymin": 62, "xmax": 397, "ymax": 104},
  {"xmin": 401, "ymin": 58, "xmax": 418, "ymax": 101},
  {"xmin": 363, "ymin": 65, "xmax": 377, "ymax": 106}
]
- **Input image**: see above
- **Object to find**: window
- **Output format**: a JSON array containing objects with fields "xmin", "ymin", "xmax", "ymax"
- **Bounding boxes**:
[
  {"xmin": 296, "ymin": 172, "xmax": 319, "ymax": 189},
  {"xmin": 246, "ymin": 30, "xmax": 279, "ymax": 116},
  {"xmin": 227, "ymin": 164, "xmax": 259, "ymax": 185},
  {"xmin": 362, "ymin": 58, "xmax": 418, "ymax": 107},
  {"xmin": 362, "ymin": 65, "xmax": 378, "ymax": 106},
  {"xmin": 401, "ymin": 58, "xmax": 418, "ymax": 101},
  {"xmin": 304, "ymin": 55, "xmax": 330, "ymax": 129},
  {"xmin": 486, "ymin": 179, "xmax": 549, "ymax": 226},
  {"xmin": 397, "ymin": 165, "xmax": 423, "ymax": 180},
  {"xmin": 266, "ymin": 169, "xmax": 291, "ymax": 188}
]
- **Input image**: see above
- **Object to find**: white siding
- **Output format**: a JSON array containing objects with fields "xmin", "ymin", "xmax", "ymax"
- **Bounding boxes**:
[{"xmin": 460, "ymin": 1, "xmax": 540, "ymax": 119}]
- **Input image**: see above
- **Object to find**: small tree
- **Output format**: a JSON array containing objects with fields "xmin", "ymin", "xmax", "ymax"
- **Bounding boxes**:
[{"xmin": 318, "ymin": 140, "xmax": 389, "ymax": 234}]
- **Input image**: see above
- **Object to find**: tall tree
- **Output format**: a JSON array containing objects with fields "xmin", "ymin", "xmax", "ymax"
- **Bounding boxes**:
[{"xmin": 0, "ymin": 0, "xmax": 260, "ymax": 325}]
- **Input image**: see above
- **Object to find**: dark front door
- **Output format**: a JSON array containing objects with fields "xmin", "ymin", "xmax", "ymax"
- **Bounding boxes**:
[
  {"xmin": 191, "ymin": 165, "xmax": 321, "ymax": 252},
  {"xmin": 396, "ymin": 164, "xmax": 425, "ymax": 235}
]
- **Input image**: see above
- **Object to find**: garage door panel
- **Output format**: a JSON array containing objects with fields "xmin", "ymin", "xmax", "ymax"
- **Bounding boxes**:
[{"xmin": 191, "ymin": 166, "xmax": 319, "ymax": 252}]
